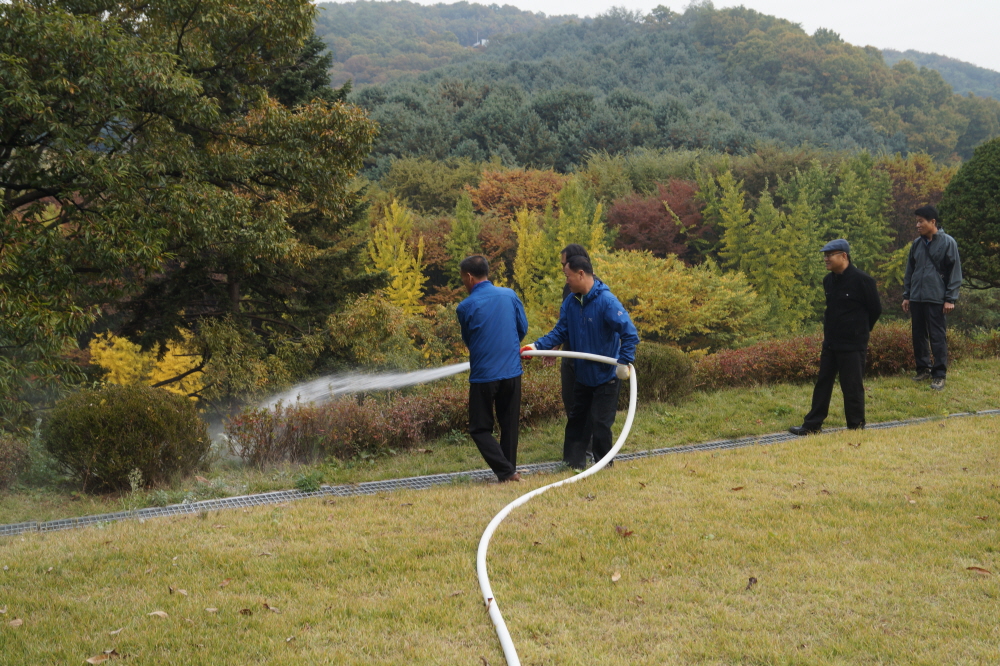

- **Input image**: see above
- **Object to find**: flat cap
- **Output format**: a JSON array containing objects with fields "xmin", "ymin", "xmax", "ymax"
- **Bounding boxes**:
[{"xmin": 820, "ymin": 238, "xmax": 850, "ymax": 254}]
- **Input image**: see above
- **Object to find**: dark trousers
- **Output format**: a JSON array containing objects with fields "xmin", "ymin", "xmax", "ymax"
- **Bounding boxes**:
[
  {"xmin": 469, "ymin": 377, "xmax": 521, "ymax": 481},
  {"xmin": 564, "ymin": 378, "xmax": 620, "ymax": 469},
  {"xmin": 910, "ymin": 301, "xmax": 948, "ymax": 378},
  {"xmin": 803, "ymin": 348, "xmax": 867, "ymax": 430},
  {"xmin": 561, "ymin": 358, "xmax": 594, "ymax": 455}
]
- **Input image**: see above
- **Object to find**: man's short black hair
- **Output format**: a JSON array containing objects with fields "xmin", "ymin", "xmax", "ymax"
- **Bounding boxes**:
[
  {"xmin": 565, "ymin": 254, "xmax": 593, "ymax": 275},
  {"xmin": 915, "ymin": 205, "xmax": 941, "ymax": 227},
  {"xmin": 560, "ymin": 243, "xmax": 590, "ymax": 261},
  {"xmin": 459, "ymin": 254, "xmax": 489, "ymax": 278}
]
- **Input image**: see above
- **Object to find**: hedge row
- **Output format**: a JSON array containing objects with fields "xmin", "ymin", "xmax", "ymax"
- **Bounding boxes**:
[{"xmin": 694, "ymin": 321, "xmax": 1000, "ymax": 390}]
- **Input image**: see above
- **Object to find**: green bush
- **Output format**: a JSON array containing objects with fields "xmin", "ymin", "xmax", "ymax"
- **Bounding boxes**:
[
  {"xmin": 0, "ymin": 433, "xmax": 28, "ymax": 490},
  {"xmin": 43, "ymin": 384, "xmax": 210, "ymax": 492},
  {"xmin": 621, "ymin": 342, "xmax": 694, "ymax": 408}
]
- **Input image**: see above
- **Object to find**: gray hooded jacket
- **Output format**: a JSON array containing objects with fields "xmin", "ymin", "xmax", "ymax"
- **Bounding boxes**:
[{"xmin": 902, "ymin": 230, "xmax": 962, "ymax": 304}]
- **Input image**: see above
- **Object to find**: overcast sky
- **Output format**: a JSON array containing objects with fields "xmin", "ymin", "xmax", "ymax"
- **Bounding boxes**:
[{"xmin": 445, "ymin": 0, "xmax": 1000, "ymax": 73}]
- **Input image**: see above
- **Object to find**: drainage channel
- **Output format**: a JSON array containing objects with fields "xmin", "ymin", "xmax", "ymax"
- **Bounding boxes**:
[{"xmin": 2, "ymin": 409, "xmax": 997, "ymax": 539}]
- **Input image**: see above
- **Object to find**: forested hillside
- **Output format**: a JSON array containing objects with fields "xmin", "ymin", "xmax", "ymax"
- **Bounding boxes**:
[
  {"xmin": 347, "ymin": 4, "xmax": 1000, "ymax": 173},
  {"xmin": 314, "ymin": 1, "xmax": 576, "ymax": 86},
  {"xmin": 883, "ymin": 49, "xmax": 1000, "ymax": 101}
]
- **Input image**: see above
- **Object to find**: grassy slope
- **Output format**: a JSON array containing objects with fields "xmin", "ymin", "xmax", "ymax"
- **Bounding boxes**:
[
  {"xmin": 1, "ymin": 358, "xmax": 998, "ymax": 524},
  {"xmin": 0, "ymin": 417, "xmax": 997, "ymax": 664}
]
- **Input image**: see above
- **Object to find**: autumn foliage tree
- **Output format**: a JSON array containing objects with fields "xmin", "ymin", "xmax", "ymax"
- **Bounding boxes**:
[
  {"xmin": 0, "ymin": 0, "xmax": 378, "ymax": 422},
  {"xmin": 607, "ymin": 179, "xmax": 709, "ymax": 260}
]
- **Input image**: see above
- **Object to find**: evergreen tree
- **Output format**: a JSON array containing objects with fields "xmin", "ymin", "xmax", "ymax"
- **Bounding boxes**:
[{"xmin": 444, "ymin": 194, "xmax": 483, "ymax": 284}]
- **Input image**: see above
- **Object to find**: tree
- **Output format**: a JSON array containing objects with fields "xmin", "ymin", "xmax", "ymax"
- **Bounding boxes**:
[
  {"xmin": 368, "ymin": 201, "xmax": 428, "ymax": 315},
  {"xmin": 0, "ymin": 1, "xmax": 377, "ymax": 424},
  {"xmin": 444, "ymin": 193, "xmax": 483, "ymax": 282},
  {"xmin": 593, "ymin": 250, "xmax": 764, "ymax": 349},
  {"xmin": 939, "ymin": 137, "xmax": 1000, "ymax": 288}
]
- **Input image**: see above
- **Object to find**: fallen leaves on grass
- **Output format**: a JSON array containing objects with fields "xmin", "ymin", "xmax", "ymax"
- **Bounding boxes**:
[
  {"xmin": 109, "ymin": 627, "xmax": 123, "ymax": 636},
  {"xmin": 611, "ymin": 571, "xmax": 621, "ymax": 583},
  {"xmin": 169, "ymin": 586, "xmax": 188, "ymax": 596},
  {"xmin": 218, "ymin": 578, "xmax": 232, "ymax": 588},
  {"xmin": 615, "ymin": 525, "xmax": 634, "ymax": 537},
  {"xmin": 974, "ymin": 516, "xmax": 988, "ymax": 521},
  {"xmin": 448, "ymin": 591, "xmax": 462, "ymax": 597},
  {"xmin": 731, "ymin": 486, "xmax": 744, "ymax": 492},
  {"xmin": 9, "ymin": 618, "xmax": 23, "ymax": 628},
  {"xmin": 205, "ymin": 608, "xmax": 218, "ymax": 614},
  {"xmin": 85, "ymin": 650, "xmax": 120, "ymax": 664},
  {"xmin": 746, "ymin": 577, "xmax": 758, "ymax": 591},
  {"xmin": 415, "ymin": 448, "xmax": 433, "ymax": 454},
  {"xmin": 195, "ymin": 476, "xmax": 209, "ymax": 484},
  {"xmin": 239, "ymin": 608, "xmax": 253, "ymax": 616},
  {"xmin": 966, "ymin": 567, "xmax": 992, "ymax": 576},
  {"xmin": 147, "ymin": 611, "xmax": 168, "ymax": 619},
  {"xmin": 263, "ymin": 603, "xmax": 280, "ymax": 613}
]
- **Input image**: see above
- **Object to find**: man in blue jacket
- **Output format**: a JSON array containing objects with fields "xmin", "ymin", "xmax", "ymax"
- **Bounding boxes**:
[
  {"xmin": 456, "ymin": 255, "xmax": 529, "ymax": 482},
  {"xmin": 523, "ymin": 255, "xmax": 639, "ymax": 470}
]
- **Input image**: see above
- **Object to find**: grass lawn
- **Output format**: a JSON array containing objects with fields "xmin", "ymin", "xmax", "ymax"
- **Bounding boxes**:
[
  {"xmin": 1, "ymin": 358, "xmax": 999, "ymax": 525},
  {"xmin": 0, "ymin": 416, "xmax": 997, "ymax": 664}
]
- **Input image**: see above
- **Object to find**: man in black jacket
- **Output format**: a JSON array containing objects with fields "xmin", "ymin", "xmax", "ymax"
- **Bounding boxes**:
[{"xmin": 790, "ymin": 239, "xmax": 882, "ymax": 436}]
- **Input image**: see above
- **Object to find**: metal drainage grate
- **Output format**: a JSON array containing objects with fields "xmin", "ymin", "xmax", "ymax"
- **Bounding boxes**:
[{"xmin": 1, "ymin": 409, "xmax": 996, "ymax": 539}]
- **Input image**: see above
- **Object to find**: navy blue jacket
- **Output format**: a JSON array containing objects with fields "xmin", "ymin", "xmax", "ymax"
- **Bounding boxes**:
[
  {"xmin": 456, "ymin": 281, "xmax": 529, "ymax": 384},
  {"xmin": 534, "ymin": 279, "xmax": 639, "ymax": 386}
]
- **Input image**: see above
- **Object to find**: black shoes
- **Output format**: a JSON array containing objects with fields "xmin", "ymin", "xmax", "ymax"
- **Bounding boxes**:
[
  {"xmin": 788, "ymin": 425, "xmax": 820, "ymax": 436},
  {"xmin": 930, "ymin": 377, "xmax": 946, "ymax": 391},
  {"xmin": 912, "ymin": 370, "xmax": 932, "ymax": 382}
]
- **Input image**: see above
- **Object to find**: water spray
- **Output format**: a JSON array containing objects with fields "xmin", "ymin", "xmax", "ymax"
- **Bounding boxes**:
[
  {"xmin": 260, "ymin": 362, "xmax": 471, "ymax": 408},
  {"xmin": 477, "ymin": 349, "xmax": 638, "ymax": 666}
]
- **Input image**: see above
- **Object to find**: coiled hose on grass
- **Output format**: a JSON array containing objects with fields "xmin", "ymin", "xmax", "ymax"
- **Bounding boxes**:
[{"xmin": 476, "ymin": 349, "xmax": 638, "ymax": 666}]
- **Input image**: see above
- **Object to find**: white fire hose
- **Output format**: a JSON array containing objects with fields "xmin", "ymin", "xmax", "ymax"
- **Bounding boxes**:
[{"xmin": 476, "ymin": 349, "xmax": 638, "ymax": 666}]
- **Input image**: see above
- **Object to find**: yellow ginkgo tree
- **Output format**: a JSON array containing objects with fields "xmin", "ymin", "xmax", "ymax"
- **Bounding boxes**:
[
  {"xmin": 88, "ymin": 332, "xmax": 205, "ymax": 399},
  {"xmin": 368, "ymin": 200, "xmax": 428, "ymax": 316}
]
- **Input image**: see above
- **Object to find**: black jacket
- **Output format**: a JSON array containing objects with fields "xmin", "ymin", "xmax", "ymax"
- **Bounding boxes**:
[{"xmin": 822, "ymin": 264, "xmax": 882, "ymax": 351}]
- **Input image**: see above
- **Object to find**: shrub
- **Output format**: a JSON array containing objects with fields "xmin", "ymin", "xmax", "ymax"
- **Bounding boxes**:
[
  {"xmin": 619, "ymin": 342, "xmax": 694, "ymax": 408},
  {"xmin": 43, "ymin": 384, "xmax": 210, "ymax": 492},
  {"xmin": 226, "ymin": 361, "xmax": 564, "ymax": 466},
  {"xmin": 693, "ymin": 320, "xmax": 973, "ymax": 390},
  {"xmin": 966, "ymin": 328, "xmax": 1000, "ymax": 359},
  {"xmin": 0, "ymin": 434, "xmax": 28, "ymax": 490},
  {"xmin": 694, "ymin": 334, "xmax": 823, "ymax": 390}
]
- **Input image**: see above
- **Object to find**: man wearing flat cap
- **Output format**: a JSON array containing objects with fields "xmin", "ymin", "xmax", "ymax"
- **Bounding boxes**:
[{"xmin": 790, "ymin": 239, "xmax": 882, "ymax": 436}]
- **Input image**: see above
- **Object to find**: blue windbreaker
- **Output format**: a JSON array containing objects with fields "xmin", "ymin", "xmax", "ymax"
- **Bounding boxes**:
[
  {"xmin": 456, "ymin": 281, "xmax": 529, "ymax": 384},
  {"xmin": 534, "ymin": 279, "xmax": 639, "ymax": 387}
]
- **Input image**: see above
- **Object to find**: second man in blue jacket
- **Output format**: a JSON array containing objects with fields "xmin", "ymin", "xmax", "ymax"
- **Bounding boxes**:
[{"xmin": 524, "ymin": 254, "xmax": 639, "ymax": 470}]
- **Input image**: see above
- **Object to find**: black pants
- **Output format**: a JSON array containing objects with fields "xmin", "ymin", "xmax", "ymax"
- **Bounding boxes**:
[
  {"xmin": 564, "ymin": 378, "xmax": 620, "ymax": 469},
  {"xmin": 910, "ymin": 301, "xmax": 948, "ymax": 378},
  {"xmin": 561, "ymin": 358, "xmax": 595, "ymax": 455},
  {"xmin": 469, "ymin": 377, "xmax": 521, "ymax": 481},
  {"xmin": 803, "ymin": 348, "xmax": 867, "ymax": 430}
]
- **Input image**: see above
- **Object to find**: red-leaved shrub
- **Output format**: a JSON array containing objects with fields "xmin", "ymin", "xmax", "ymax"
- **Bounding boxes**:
[
  {"xmin": 0, "ymin": 434, "xmax": 28, "ymax": 490},
  {"xmin": 607, "ymin": 179, "xmax": 710, "ymax": 260},
  {"xmin": 693, "ymin": 320, "xmax": 955, "ymax": 390}
]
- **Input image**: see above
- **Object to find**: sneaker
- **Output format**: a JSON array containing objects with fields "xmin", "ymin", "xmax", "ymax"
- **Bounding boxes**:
[
  {"xmin": 788, "ymin": 425, "xmax": 820, "ymax": 436},
  {"xmin": 499, "ymin": 472, "xmax": 522, "ymax": 483},
  {"xmin": 912, "ymin": 370, "xmax": 932, "ymax": 382},
  {"xmin": 930, "ymin": 377, "xmax": 946, "ymax": 391}
]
